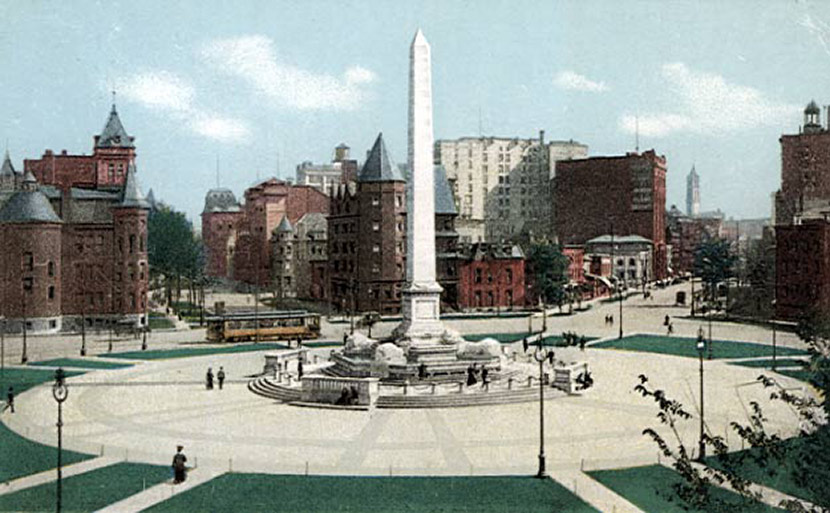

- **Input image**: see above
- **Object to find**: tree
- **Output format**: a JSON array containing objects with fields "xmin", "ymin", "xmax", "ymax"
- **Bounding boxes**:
[
  {"xmin": 526, "ymin": 243, "xmax": 570, "ymax": 311},
  {"xmin": 147, "ymin": 204, "xmax": 204, "ymax": 312},
  {"xmin": 694, "ymin": 238, "xmax": 736, "ymax": 314}
]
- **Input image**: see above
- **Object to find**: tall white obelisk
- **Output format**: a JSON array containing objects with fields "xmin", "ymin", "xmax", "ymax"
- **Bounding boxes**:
[{"xmin": 395, "ymin": 29, "xmax": 444, "ymax": 345}]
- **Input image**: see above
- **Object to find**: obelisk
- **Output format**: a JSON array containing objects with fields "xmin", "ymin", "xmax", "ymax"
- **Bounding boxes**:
[{"xmin": 394, "ymin": 29, "xmax": 445, "ymax": 345}]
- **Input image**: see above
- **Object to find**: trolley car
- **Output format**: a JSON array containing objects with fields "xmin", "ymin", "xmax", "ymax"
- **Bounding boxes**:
[{"xmin": 205, "ymin": 310, "xmax": 321, "ymax": 342}]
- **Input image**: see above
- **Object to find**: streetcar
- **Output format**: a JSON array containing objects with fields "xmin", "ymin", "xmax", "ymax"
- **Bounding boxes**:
[{"xmin": 205, "ymin": 310, "xmax": 321, "ymax": 342}]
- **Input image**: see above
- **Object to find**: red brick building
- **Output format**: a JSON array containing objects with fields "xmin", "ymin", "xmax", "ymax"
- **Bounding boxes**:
[
  {"xmin": 201, "ymin": 178, "xmax": 329, "ymax": 287},
  {"xmin": 553, "ymin": 150, "xmax": 668, "ymax": 280},
  {"xmin": 327, "ymin": 133, "xmax": 460, "ymax": 315},
  {"xmin": 457, "ymin": 243, "xmax": 525, "ymax": 310},
  {"xmin": 0, "ymin": 105, "xmax": 149, "ymax": 334},
  {"xmin": 775, "ymin": 219, "xmax": 830, "ymax": 320},
  {"xmin": 666, "ymin": 205, "xmax": 723, "ymax": 275}
]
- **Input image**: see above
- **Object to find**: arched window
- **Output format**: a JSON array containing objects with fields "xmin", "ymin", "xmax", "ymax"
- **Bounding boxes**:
[{"xmin": 48, "ymin": 261, "xmax": 55, "ymax": 277}]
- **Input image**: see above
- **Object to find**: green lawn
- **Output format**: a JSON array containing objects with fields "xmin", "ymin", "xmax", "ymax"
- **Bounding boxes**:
[
  {"xmin": 704, "ymin": 437, "xmax": 820, "ymax": 505},
  {"xmin": 29, "ymin": 358, "xmax": 133, "ymax": 370},
  {"xmin": 588, "ymin": 464, "xmax": 784, "ymax": 512},
  {"xmin": 464, "ymin": 332, "xmax": 532, "ymax": 343},
  {"xmin": 105, "ymin": 342, "xmax": 288, "ymax": 360},
  {"xmin": 729, "ymin": 358, "xmax": 808, "ymax": 369},
  {"xmin": 302, "ymin": 340, "xmax": 344, "ymax": 348},
  {"xmin": 0, "ymin": 422, "xmax": 92, "ymax": 484},
  {"xmin": 0, "ymin": 462, "xmax": 168, "ymax": 512},
  {"xmin": 533, "ymin": 335, "xmax": 597, "ymax": 347},
  {"xmin": 148, "ymin": 312, "xmax": 175, "ymax": 330},
  {"xmin": 592, "ymin": 334, "xmax": 807, "ymax": 360},
  {"xmin": 0, "ymin": 367, "xmax": 85, "ymax": 395},
  {"xmin": 144, "ymin": 474, "xmax": 598, "ymax": 513}
]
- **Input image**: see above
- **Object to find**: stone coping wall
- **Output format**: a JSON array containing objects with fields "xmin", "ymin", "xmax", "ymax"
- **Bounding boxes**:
[{"xmin": 300, "ymin": 375, "xmax": 379, "ymax": 406}]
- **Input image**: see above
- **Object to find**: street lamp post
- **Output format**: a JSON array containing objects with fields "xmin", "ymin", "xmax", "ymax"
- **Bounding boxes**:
[
  {"xmin": 696, "ymin": 336, "xmax": 706, "ymax": 461},
  {"xmin": 707, "ymin": 283, "xmax": 713, "ymax": 360},
  {"xmin": 532, "ymin": 346, "xmax": 554, "ymax": 478},
  {"xmin": 52, "ymin": 367, "xmax": 68, "ymax": 513},
  {"xmin": 21, "ymin": 279, "xmax": 29, "ymax": 364}
]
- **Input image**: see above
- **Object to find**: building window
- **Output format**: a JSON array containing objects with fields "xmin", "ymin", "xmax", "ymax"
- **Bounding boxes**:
[
  {"xmin": 372, "ymin": 263, "xmax": 380, "ymax": 273},
  {"xmin": 372, "ymin": 245, "xmax": 380, "ymax": 253},
  {"xmin": 48, "ymin": 286, "xmax": 55, "ymax": 300},
  {"xmin": 474, "ymin": 268, "xmax": 482, "ymax": 283},
  {"xmin": 372, "ymin": 197, "xmax": 380, "ymax": 207},
  {"xmin": 396, "ymin": 195, "xmax": 403, "ymax": 208},
  {"xmin": 23, "ymin": 277, "xmax": 33, "ymax": 293},
  {"xmin": 373, "ymin": 222, "xmax": 380, "ymax": 232},
  {"xmin": 506, "ymin": 268, "xmax": 513, "ymax": 284},
  {"xmin": 22, "ymin": 252, "xmax": 34, "ymax": 271},
  {"xmin": 48, "ymin": 261, "xmax": 55, "ymax": 277}
]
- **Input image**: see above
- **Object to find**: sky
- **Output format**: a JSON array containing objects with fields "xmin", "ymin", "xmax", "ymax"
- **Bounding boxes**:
[{"xmin": 2, "ymin": 0, "xmax": 830, "ymax": 227}]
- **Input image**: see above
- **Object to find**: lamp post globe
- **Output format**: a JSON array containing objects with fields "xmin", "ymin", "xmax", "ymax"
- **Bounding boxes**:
[{"xmin": 52, "ymin": 368, "xmax": 68, "ymax": 513}]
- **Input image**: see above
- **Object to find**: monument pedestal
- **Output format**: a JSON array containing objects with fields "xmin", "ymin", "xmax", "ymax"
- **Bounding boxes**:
[{"xmin": 392, "ymin": 283, "xmax": 445, "ymax": 347}]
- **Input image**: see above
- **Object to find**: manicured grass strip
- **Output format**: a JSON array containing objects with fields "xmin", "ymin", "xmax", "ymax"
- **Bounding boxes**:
[
  {"xmin": 29, "ymin": 358, "xmax": 133, "ymax": 370},
  {"xmin": 0, "ymin": 422, "xmax": 92, "ymax": 483},
  {"xmin": 105, "ymin": 342, "xmax": 288, "ymax": 360},
  {"xmin": 464, "ymin": 332, "xmax": 532, "ymax": 343},
  {"xmin": 704, "ymin": 437, "xmax": 819, "ymax": 504},
  {"xmin": 144, "ymin": 474, "xmax": 599, "ymax": 513},
  {"xmin": 588, "ymin": 464, "xmax": 784, "ymax": 512},
  {"xmin": 592, "ymin": 334, "xmax": 807, "ymax": 360},
  {"xmin": 729, "ymin": 358, "xmax": 808, "ymax": 369},
  {"xmin": 302, "ymin": 341, "xmax": 343, "ymax": 348},
  {"xmin": 533, "ymin": 335, "xmax": 597, "ymax": 347},
  {"xmin": 0, "ymin": 462, "xmax": 168, "ymax": 511},
  {"xmin": 0, "ymin": 367, "xmax": 85, "ymax": 395},
  {"xmin": 776, "ymin": 369, "xmax": 816, "ymax": 383}
]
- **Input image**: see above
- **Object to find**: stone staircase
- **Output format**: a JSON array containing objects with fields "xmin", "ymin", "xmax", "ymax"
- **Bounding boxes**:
[
  {"xmin": 247, "ymin": 376, "xmax": 302, "ymax": 402},
  {"xmin": 375, "ymin": 384, "xmax": 559, "ymax": 409}
]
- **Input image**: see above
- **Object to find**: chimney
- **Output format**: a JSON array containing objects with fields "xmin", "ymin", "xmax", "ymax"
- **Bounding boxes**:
[{"xmin": 539, "ymin": 130, "xmax": 545, "ymax": 145}]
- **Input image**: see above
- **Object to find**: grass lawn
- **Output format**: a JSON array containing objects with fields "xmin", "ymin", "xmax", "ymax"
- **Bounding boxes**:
[
  {"xmin": 704, "ymin": 437, "xmax": 820, "ymax": 505},
  {"xmin": 592, "ymin": 334, "xmax": 807, "ymax": 360},
  {"xmin": 0, "ymin": 462, "xmax": 168, "ymax": 512},
  {"xmin": 588, "ymin": 464, "xmax": 784, "ymax": 512},
  {"xmin": 0, "ymin": 367, "xmax": 85, "ymax": 395},
  {"xmin": 148, "ymin": 312, "xmax": 175, "ymax": 330},
  {"xmin": 0, "ymin": 422, "xmax": 92, "ymax": 484},
  {"xmin": 29, "ymin": 358, "xmax": 133, "ymax": 370},
  {"xmin": 302, "ymin": 340, "xmax": 344, "ymax": 348},
  {"xmin": 464, "ymin": 332, "xmax": 532, "ymax": 343},
  {"xmin": 533, "ymin": 335, "xmax": 597, "ymax": 347},
  {"xmin": 729, "ymin": 358, "xmax": 807, "ymax": 369},
  {"xmin": 144, "ymin": 474, "xmax": 599, "ymax": 513},
  {"xmin": 105, "ymin": 342, "xmax": 288, "ymax": 360}
]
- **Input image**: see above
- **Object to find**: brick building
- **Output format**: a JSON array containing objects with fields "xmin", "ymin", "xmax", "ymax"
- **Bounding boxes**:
[
  {"xmin": 435, "ymin": 133, "xmax": 587, "ymax": 243},
  {"xmin": 201, "ymin": 178, "xmax": 329, "ymax": 288},
  {"xmin": 292, "ymin": 212, "xmax": 328, "ymax": 301},
  {"xmin": 0, "ymin": 105, "xmax": 149, "ymax": 334},
  {"xmin": 775, "ymin": 218, "xmax": 830, "ymax": 320},
  {"xmin": 553, "ymin": 150, "xmax": 668, "ymax": 280},
  {"xmin": 666, "ymin": 205, "xmax": 723, "ymax": 275},
  {"xmin": 456, "ymin": 242, "xmax": 525, "ymax": 310},
  {"xmin": 328, "ymin": 133, "xmax": 460, "ymax": 315}
]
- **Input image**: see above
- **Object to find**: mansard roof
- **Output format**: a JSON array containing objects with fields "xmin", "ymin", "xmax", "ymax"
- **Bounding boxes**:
[
  {"xmin": 358, "ymin": 133, "xmax": 404, "ymax": 182},
  {"xmin": 203, "ymin": 187, "xmax": 241, "ymax": 213},
  {"xmin": 434, "ymin": 164, "xmax": 457, "ymax": 215},
  {"xmin": 96, "ymin": 104, "xmax": 135, "ymax": 149}
]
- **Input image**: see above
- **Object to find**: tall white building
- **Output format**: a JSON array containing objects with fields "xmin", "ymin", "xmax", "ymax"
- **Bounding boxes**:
[
  {"xmin": 434, "ymin": 133, "xmax": 587, "ymax": 243},
  {"xmin": 686, "ymin": 165, "xmax": 700, "ymax": 217},
  {"xmin": 295, "ymin": 143, "xmax": 358, "ymax": 194}
]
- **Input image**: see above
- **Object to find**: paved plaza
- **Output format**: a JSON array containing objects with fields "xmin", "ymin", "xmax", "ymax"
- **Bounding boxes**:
[{"xmin": 0, "ymin": 283, "xmax": 813, "ymax": 511}]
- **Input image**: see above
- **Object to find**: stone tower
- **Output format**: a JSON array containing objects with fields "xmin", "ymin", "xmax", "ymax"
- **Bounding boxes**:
[
  {"xmin": 686, "ymin": 165, "xmax": 700, "ymax": 217},
  {"xmin": 271, "ymin": 215, "xmax": 296, "ymax": 299}
]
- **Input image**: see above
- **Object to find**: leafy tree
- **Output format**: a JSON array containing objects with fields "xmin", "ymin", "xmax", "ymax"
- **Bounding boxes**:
[
  {"xmin": 526, "ymin": 243, "xmax": 570, "ymax": 310},
  {"xmin": 694, "ymin": 238, "xmax": 736, "ymax": 313},
  {"xmin": 147, "ymin": 204, "xmax": 204, "ymax": 310}
]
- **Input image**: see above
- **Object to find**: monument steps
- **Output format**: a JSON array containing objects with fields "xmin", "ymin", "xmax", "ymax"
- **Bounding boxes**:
[
  {"xmin": 247, "ymin": 377, "xmax": 301, "ymax": 402},
  {"xmin": 376, "ymin": 386, "xmax": 561, "ymax": 409}
]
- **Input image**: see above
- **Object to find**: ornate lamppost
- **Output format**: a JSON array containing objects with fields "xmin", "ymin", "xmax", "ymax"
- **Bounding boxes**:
[
  {"xmin": 696, "ymin": 334, "xmax": 706, "ymax": 461},
  {"xmin": 532, "ymin": 345, "xmax": 554, "ymax": 478},
  {"xmin": 52, "ymin": 367, "xmax": 68, "ymax": 513},
  {"xmin": 21, "ymin": 278, "xmax": 30, "ymax": 364}
]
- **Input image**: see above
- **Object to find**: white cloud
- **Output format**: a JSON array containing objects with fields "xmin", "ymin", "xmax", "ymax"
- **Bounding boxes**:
[
  {"xmin": 202, "ymin": 35, "xmax": 376, "ymax": 111},
  {"xmin": 553, "ymin": 70, "xmax": 608, "ymax": 92},
  {"xmin": 115, "ymin": 71, "xmax": 250, "ymax": 144},
  {"xmin": 619, "ymin": 62, "xmax": 799, "ymax": 137}
]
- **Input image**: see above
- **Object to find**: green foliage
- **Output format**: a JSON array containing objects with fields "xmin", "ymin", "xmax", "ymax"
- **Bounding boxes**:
[
  {"xmin": 147, "ymin": 204, "xmax": 204, "ymax": 280},
  {"xmin": 694, "ymin": 238, "xmax": 736, "ymax": 289},
  {"xmin": 527, "ymin": 242, "xmax": 569, "ymax": 306}
]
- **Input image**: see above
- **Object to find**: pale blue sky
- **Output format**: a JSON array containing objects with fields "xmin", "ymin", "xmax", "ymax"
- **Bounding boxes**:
[{"xmin": 2, "ymin": 0, "xmax": 829, "ymax": 225}]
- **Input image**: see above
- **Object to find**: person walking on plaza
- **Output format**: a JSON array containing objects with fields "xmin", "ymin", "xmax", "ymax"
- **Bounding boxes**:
[
  {"xmin": 667, "ymin": 322, "xmax": 674, "ymax": 336},
  {"xmin": 172, "ymin": 445, "xmax": 187, "ymax": 484},
  {"xmin": 206, "ymin": 367, "xmax": 214, "ymax": 390},
  {"xmin": 522, "ymin": 337, "xmax": 529, "ymax": 353},
  {"xmin": 217, "ymin": 367, "xmax": 226, "ymax": 390},
  {"xmin": 481, "ymin": 367, "xmax": 489, "ymax": 386},
  {"xmin": 664, "ymin": 314, "xmax": 670, "ymax": 326},
  {"xmin": 2, "ymin": 386, "xmax": 14, "ymax": 413},
  {"xmin": 297, "ymin": 358, "xmax": 304, "ymax": 379}
]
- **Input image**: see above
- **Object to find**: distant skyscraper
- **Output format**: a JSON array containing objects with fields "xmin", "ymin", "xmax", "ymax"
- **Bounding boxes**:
[{"xmin": 686, "ymin": 165, "xmax": 700, "ymax": 217}]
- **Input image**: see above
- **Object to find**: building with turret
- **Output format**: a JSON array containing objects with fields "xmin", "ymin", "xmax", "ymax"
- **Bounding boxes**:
[{"xmin": 0, "ymin": 104, "xmax": 149, "ymax": 334}]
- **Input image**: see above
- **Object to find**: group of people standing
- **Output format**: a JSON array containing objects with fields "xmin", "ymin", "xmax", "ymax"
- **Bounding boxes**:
[
  {"xmin": 205, "ymin": 367, "xmax": 226, "ymax": 390},
  {"xmin": 466, "ymin": 364, "xmax": 488, "ymax": 387}
]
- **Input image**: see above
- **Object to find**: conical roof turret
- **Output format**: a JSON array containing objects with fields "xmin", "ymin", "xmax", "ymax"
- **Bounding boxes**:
[
  {"xmin": 277, "ymin": 215, "xmax": 293, "ymax": 233},
  {"xmin": 0, "ymin": 149, "xmax": 16, "ymax": 176},
  {"xmin": 117, "ymin": 163, "xmax": 150, "ymax": 209},
  {"xmin": 358, "ymin": 133, "xmax": 404, "ymax": 182},
  {"xmin": 96, "ymin": 103, "xmax": 135, "ymax": 149}
]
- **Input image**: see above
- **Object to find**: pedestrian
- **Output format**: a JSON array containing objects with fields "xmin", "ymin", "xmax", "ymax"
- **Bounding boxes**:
[
  {"xmin": 579, "ymin": 336, "xmax": 586, "ymax": 351},
  {"xmin": 481, "ymin": 367, "xmax": 489, "ymax": 386},
  {"xmin": 522, "ymin": 337, "xmax": 529, "ymax": 353},
  {"xmin": 418, "ymin": 362, "xmax": 427, "ymax": 380},
  {"xmin": 667, "ymin": 322, "xmax": 674, "ymax": 336},
  {"xmin": 663, "ymin": 314, "xmax": 670, "ymax": 326},
  {"xmin": 217, "ymin": 367, "xmax": 225, "ymax": 390},
  {"xmin": 466, "ymin": 365, "xmax": 477, "ymax": 386},
  {"xmin": 296, "ymin": 336, "xmax": 303, "ymax": 348},
  {"xmin": 297, "ymin": 358, "xmax": 304, "ymax": 379},
  {"xmin": 2, "ymin": 386, "xmax": 14, "ymax": 414},
  {"xmin": 609, "ymin": 315, "xmax": 614, "ymax": 325},
  {"xmin": 206, "ymin": 367, "xmax": 214, "ymax": 390},
  {"xmin": 343, "ymin": 332, "xmax": 348, "ymax": 345},
  {"xmin": 172, "ymin": 445, "xmax": 187, "ymax": 484}
]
